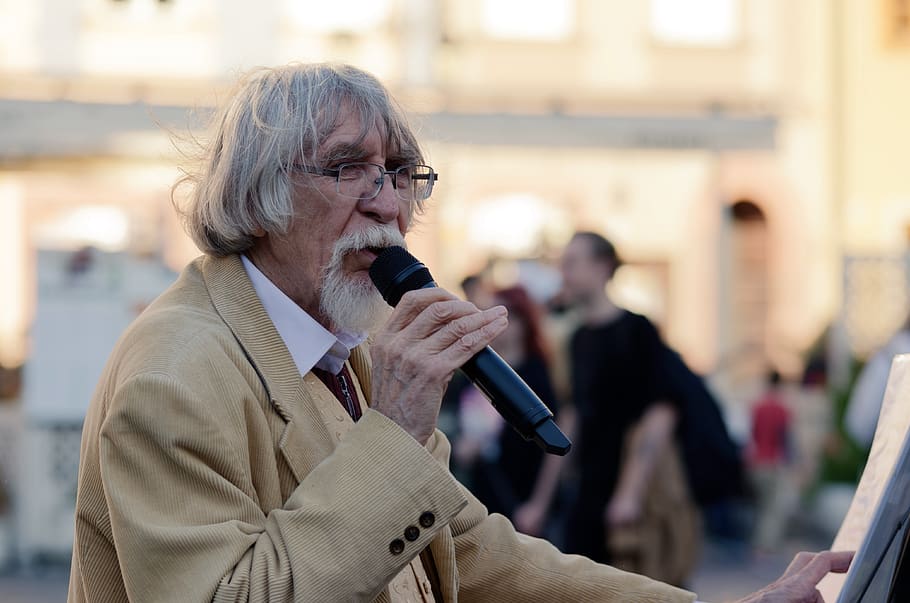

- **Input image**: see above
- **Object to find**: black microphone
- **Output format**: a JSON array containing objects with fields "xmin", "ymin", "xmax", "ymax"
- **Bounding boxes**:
[{"xmin": 369, "ymin": 246, "xmax": 571, "ymax": 455}]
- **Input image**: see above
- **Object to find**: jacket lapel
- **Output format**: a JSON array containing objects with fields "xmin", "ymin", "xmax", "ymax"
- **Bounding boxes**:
[
  {"xmin": 201, "ymin": 255, "xmax": 461, "ymax": 600},
  {"xmin": 200, "ymin": 254, "xmax": 335, "ymax": 482}
]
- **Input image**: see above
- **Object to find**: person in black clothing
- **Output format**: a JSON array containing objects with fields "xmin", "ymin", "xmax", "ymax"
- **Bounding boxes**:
[
  {"xmin": 452, "ymin": 285, "xmax": 561, "ymax": 521},
  {"xmin": 559, "ymin": 231, "xmax": 681, "ymax": 564}
]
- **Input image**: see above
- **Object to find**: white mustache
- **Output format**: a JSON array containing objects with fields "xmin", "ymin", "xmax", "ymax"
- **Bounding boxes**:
[{"xmin": 332, "ymin": 225, "xmax": 406, "ymax": 260}]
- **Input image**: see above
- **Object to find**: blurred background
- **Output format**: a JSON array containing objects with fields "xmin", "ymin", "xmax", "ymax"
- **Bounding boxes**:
[{"xmin": 1, "ymin": 0, "xmax": 909, "ymax": 600}]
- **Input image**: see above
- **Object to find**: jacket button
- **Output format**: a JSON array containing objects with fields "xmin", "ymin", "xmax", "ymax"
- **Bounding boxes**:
[
  {"xmin": 389, "ymin": 538, "xmax": 405, "ymax": 555},
  {"xmin": 404, "ymin": 525, "xmax": 420, "ymax": 541},
  {"xmin": 419, "ymin": 511, "xmax": 435, "ymax": 528}
]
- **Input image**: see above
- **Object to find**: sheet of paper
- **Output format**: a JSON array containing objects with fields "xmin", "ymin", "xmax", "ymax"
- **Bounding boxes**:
[{"xmin": 818, "ymin": 354, "xmax": 910, "ymax": 601}]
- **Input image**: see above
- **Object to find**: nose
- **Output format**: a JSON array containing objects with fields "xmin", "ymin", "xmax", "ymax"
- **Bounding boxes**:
[{"xmin": 358, "ymin": 173, "xmax": 403, "ymax": 224}]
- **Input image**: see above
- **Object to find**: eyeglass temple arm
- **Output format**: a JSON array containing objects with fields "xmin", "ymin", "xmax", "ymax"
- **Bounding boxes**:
[
  {"xmin": 295, "ymin": 163, "xmax": 438, "ymax": 183},
  {"xmin": 292, "ymin": 164, "xmax": 339, "ymax": 177}
]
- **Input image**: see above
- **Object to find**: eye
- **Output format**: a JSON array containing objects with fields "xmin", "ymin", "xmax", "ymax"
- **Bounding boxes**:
[{"xmin": 338, "ymin": 163, "xmax": 368, "ymax": 181}]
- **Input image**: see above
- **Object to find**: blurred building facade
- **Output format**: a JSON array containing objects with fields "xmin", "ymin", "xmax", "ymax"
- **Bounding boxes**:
[{"xmin": 1, "ymin": 0, "xmax": 909, "ymax": 563}]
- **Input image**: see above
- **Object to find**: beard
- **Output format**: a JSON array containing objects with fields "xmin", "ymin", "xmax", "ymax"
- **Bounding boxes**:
[{"xmin": 318, "ymin": 224, "xmax": 406, "ymax": 334}]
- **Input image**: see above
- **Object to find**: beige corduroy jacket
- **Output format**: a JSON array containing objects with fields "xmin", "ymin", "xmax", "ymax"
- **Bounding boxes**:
[{"xmin": 67, "ymin": 254, "xmax": 695, "ymax": 603}]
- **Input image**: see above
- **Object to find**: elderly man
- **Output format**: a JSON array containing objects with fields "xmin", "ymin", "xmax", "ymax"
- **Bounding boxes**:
[{"xmin": 68, "ymin": 63, "xmax": 849, "ymax": 602}]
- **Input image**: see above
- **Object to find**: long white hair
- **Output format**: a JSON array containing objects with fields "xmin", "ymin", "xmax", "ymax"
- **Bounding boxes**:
[{"xmin": 173, "ymin": 63, "xmax": 424, "ymax": 257}]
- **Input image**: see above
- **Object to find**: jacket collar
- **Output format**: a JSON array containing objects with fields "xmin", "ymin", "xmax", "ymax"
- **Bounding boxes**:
[{"xmin": 199, "ymin": 253, "xmax": 335, "ymax": 478}]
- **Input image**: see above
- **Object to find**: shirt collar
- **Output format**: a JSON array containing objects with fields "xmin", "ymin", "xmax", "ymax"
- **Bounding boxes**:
[{"xmin": 241, "ymin": 255, "xmax": 366, "ymax": 375}]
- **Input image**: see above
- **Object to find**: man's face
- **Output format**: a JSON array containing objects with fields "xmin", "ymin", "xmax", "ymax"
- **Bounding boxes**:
[
  {"xmin": 559, "ymin": 236, "xmax": 610, "ymax": 306},
  {"xmin": 251, "ymin": 106, "xmax": 411, "ymax": 331}
]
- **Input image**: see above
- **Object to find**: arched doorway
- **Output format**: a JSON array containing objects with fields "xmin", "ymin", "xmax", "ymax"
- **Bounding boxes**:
[{"xmin": 727, "ymin": 199, "xmax": 770, "ymax": 381}]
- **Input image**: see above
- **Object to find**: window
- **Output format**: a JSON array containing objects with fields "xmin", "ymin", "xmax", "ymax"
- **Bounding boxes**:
[
  {"xmin": 650, "ymin": 0, "xmax": 740, "ymax": 47},
  {"xmin": 90, "ymin": 0, "xmax": 199, "ymax": 24},
  {"xmin": 481, "ymin": 0, "xmax": 575, "ymax": 41},
  {"xmin": 885, "ymin": 0, "xmax": 910, "ymax": 47},
  {"xmin": 467, "ymin": 194, "xmax": 567, "ymax": 256},
  {"xmin": 286, "ymin": 0, "xmax": 390, "ymax": 33},
  {"xmin": 107, "ymin": 0, "xmax": 174, "ymax": 8}
]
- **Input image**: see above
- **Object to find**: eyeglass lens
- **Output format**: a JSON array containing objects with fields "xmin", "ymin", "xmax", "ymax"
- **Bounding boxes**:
[{"xmin": 336, "ymin": 163, "xmax": 433, "ymax": 201}]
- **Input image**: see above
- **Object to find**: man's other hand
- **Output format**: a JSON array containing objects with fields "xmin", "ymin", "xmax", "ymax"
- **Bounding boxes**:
[{"xmin": 735, "ymin": 550, "xmax": 853, "ymax": 603}]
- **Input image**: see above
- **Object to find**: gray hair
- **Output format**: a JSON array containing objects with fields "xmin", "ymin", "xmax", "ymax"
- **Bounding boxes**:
[
  {"xmin": 173, "ymin": 63, "xmax": 425, "ymax": 256},
  {"xmin": 572, "ymin": 231, "xmax": 622, "ymax": 276}
]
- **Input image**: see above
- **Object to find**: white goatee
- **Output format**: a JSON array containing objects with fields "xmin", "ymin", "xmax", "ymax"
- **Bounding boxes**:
[{"xmin": 318, "ymin": 224, "xmax": 406, "ymax": 333}]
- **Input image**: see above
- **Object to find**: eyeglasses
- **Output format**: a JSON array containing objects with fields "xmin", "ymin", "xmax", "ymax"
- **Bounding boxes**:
[{"xmin": 294, "ymin": 162, "xmax": 439, "ymax": 205}]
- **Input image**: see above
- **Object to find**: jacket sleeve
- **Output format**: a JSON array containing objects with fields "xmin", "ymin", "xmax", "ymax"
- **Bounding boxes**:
[
  {"xmin": 447, "ymin": 483, "xmax": 697, "ymax": 603},
  {"xmin": 99, "ymin": 373, "xmax": 468, "ymax": 603}
]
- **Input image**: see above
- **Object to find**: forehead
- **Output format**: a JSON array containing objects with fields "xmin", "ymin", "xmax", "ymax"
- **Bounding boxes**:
[
  {"xmin": 317, "ymin": 105, "xmax": 394, "ymax": 159},
  {"xmin": 319, "ymin": 113, "xmax": 374, "ymax": 151}
]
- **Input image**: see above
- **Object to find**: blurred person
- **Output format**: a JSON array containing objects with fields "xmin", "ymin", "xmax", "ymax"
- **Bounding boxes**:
[
  {"xmin": 65, "ymin": 246, "xmax": 95, "ymax": 278},
  {"xmin": 801, "ymin": 327, "xmax": 830, "ymax": 388},
  {"xmin": 558, "ymin": 231, "xmax": 700, "ymax": 585},
  {"xmin": 460, "ymin": 272, "xmax": 495, "ymax": 310},
  {"xmin": 67, "ymin": 63, "xmax": 851, "ymax": 603},
  {"xmin": 453, "ymin": 285, "xmax": 566, "ymax": 537},
  {"xmin": 844, "ymin": 314, "xmax": 910, "ymax": 448},
  {"xmin": 747, "ymin": 370, "xmax": 798, "ymax": 552}
]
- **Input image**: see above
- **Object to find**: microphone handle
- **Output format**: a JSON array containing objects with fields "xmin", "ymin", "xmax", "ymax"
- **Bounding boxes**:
[
  {"xmin": 384, "ymin": 272, "xmax": 570, "ymax": 454},
  {"xmin": 462, "ymin": 348, "xmax": 552, "ymax": 434},
  {"xmin": 461, "ymin": 347, "xmax": 569, "ymax": 455}
]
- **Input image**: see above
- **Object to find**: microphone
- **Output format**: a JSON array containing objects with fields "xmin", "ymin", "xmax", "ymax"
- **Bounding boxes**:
[{"xmin": 369, "ymin": 246, "xmax": 571, "ymax": 455}]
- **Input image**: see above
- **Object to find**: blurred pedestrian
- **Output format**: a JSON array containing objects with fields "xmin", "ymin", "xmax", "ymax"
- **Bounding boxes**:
[
  {"xmin": 747, "ymin": 370, "xmax": 797, "ymax": 552},
  {"xmin": 558, "ymin": 231, "xmax": 700, "ymax": 586},
  {"xmin": 460, "ymin": 272, "xmax": 495, "ymax": 310}
]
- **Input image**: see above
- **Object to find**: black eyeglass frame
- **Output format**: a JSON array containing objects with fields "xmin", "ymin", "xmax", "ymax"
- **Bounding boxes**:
[{"xmin": 292, "ymin": 162, "xmax": 439, "ymax": 203}]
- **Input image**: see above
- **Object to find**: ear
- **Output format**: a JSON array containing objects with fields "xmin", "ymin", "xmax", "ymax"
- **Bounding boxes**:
[{"xmin": 252, "ymin": 226, "xmax": 266, "ymax": 237}]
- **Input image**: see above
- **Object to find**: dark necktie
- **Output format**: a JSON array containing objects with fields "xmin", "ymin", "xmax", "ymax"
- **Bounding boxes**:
[{"xmin": 312, "ymin": 364, "xmax": 362, "ymax": 421}]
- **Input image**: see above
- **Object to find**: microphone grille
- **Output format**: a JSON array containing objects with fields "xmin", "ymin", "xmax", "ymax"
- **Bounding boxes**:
[{"xmin": 369, "ymin": 246, "xmax": 434, "ymax": 306}]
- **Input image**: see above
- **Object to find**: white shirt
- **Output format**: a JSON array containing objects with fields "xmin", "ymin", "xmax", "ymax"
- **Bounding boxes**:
[{"xmin": 241, "ymin": 255, "xmax": 367, "ymax": 376}]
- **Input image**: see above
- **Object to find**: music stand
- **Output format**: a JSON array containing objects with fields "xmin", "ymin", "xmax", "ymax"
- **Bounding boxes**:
[
  {"xmin": 827, "ymin": 355, "xmax": 910, "ymax": 602},
  {"xmin": 886, "ymin": 509, "xmax": 910, "ymax": 601},
  {"xmin": 837, "ymin": 478, "xmax": 910, "ymax": 601}
]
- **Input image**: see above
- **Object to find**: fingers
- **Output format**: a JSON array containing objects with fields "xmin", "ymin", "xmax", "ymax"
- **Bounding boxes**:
[
  {"xmin": 736, "ymin": 551, "xmax": 854, "ymax": 603},
  {"xmin": 382, "ymin": 288, "xmax": 508, "ymax": 357},
  {"xmin": 415, "ymin": 303, "xmax": 507, "ymax": 351},
  {"xmin": 370, "ymin": 287, "xmax": 508, "ymax": 399},
  {"xmin": 383, "ymin": 288, "xmax": 467, "ymax": 332},
  {"xmin": 368, "ymin": 288, "xmax": 509, "ymax": 445},
  {"xmin": 782, "ymin": 550, "xmax": 854, "ymax": 582},
  {"xmin": 826, "ymin": 550, "xmax": 855, "ymax": 573},
  {"xmin": 781, "ymin": 551, "xmax": 816, "ymax": 577}
]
